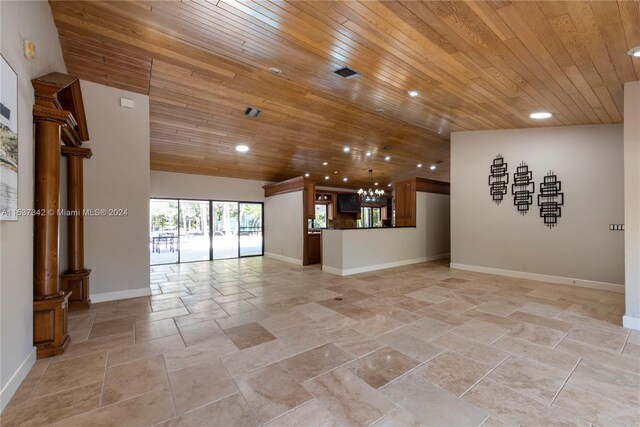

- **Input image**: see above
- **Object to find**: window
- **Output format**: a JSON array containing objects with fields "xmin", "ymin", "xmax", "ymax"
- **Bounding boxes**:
[
  {"xmin": 311, "ymin": 203, "xmax": 328, "ymax": 229},
  {"xmin": 357, "ymin": 206, "xmax": 382, "ymax": 228}
]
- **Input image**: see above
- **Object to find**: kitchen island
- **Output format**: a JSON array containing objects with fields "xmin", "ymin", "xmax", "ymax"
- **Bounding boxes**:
[{"xmin": 321, "ymin": 192, "xmax": 451, "ymax": 276}]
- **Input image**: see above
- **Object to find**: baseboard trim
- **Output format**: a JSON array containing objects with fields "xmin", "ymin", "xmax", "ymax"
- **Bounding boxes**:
[
  {"xmin": 0, "ymin": 347, "xmax": 36, "ymax": 412},
  {"xmin": 623, "ymin": 315, "xmax": 640, "ymax": 331},
  {"xmin": 264, "ymin": 252, "xmax": 303, "ymax": 265},
  {"xmin": 323, "ymin": 254, "xmax": 449, "ymax": 276},
  {"xmin": 90, "ymin": 287, "xmax": 151, "ymax": 303},
  {"xmin": 449, "ymin": 263, "xmax": 624, "ymax": 294}
]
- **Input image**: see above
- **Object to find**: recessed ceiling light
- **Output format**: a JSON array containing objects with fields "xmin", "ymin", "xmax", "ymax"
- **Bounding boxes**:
[
  {"xmin": 530, "ymin": 111, "xmax": 552, "ymax": 119},
  {"xmin": 334, "ymin": 170, "xmax": 338, "ymax": 174},
  {"xmin": 384, "ymin": 156, "xmax": 391, "ymax": 161},
  {"xmin": 343, "ymin": 147, "xmax": 350, "ymax": 152},
  {"xmin": 417, "ymin": 163, "xmax": 423, "ymax": 168},
  {"xmin": 628, "ymin": 46, "xmax": 640, "ymax": 57},
  {"xmin": 323, "ymin": 161, "xmax": 328, "ymax": 166},
  {"xmin": 366, "ymin": 152, "xmax": 372, "ymax": 157},
  {"xmin": 374, "ymin": 182, "xmax": 379, "ymax": 186},
  {"xmin": 429, "ymin": 164, "xmax": 437, "ymax": 170},
  {"xmin": 388, "ymin": 183, "xmax": 392, "ymax": 187},
  {"xmin": 324, "ymin": 176, "xmax": 330, "ymax": 180},
  {"xmin": 235, "ymin": 145, "xmax": 249, "ymax": 152},
  {"xmin": 407, "ymin": 90, "xmax": 419, "ymax": 97},
  {"xmin": 343, "ymin": 177, "xmax": 348, "ymax": 182},
  {"xmin": 304, "ymin": 173, "xmax": 310, "ymax": 177},
  {"xmin": 268, "ymin": 67, "xmax": 282, "ymax": 75},
  {"xmin": 375, "ymin": 108, "xmax": 385, "ymax": 113}
]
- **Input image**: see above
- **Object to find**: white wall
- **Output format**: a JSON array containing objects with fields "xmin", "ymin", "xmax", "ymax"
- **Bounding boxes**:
[
  {"xmin": 151, "ymin": 171, "xmax": 267, "ymax": 202},
  {"xmin": 624, "ymin": 81, "xmax": 640, "ymax": 330},
  {"xmin": 323, "ymin": 192, "xmax": 450, "ymax": 275},
  {"xmin": 451, "ymin": 124, "xmax": 624, "ymax": 291},
  {"xmin": 81, "ymin": 80, "xmax": 151, "ymax": 302},
  {"xmin": 0, "ymin": 0, "xmax": 67, "ymax": 410},
  {"xmin": 424, "ymin": 193, "xmax": 450, "ymax": 258},
  {"xmin": 264, "ymin": 191, "xmax": 303, "ymax": 264}
]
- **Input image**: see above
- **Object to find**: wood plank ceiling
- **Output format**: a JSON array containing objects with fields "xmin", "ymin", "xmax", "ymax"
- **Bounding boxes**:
[{"xmin": 50, "ymin": 0, "xmax": 640, "ymax": 188}]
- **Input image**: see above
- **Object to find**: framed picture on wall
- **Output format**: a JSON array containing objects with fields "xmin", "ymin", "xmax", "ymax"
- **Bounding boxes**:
[{"xmin": 0, "ymin": 54, "xmax": 18, "ymax": 221}]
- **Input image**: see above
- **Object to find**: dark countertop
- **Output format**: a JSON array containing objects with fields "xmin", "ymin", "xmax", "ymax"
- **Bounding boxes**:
[{"xmin": 318, "ymin": 226, "xmax": 417, "ymax": 231}]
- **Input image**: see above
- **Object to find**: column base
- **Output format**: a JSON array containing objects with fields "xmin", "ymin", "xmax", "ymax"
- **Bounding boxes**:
[
  {"xmin": 33, "ymin": 292, "xmax": 71, "ymax": 359},
  {"xmin": 61, "ymin": 269, "xmax": 91, "ymax": 310}
]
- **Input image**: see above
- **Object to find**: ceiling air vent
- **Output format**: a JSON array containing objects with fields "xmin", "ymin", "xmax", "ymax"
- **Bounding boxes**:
[
  {"xmin": 244, "ymin": 107, "xmax": 262, "ymax": 118},
  {"xmin": 334, "ymin": 67, "xmax": 362, "ymax": 79}
]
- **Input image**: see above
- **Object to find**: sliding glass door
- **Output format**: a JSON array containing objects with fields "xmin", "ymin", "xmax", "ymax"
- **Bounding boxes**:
[
  {"xmin": 212, "ymin": 202, "xmax": 239, "ymax": 260},
  {"xmin": 179, "ymin": 200, "xmax": 210, "ymax": 262},
  {"xmin": 239, "ymin": 203, "xmax": 263, "ymax": 256},
  {"xmin": 150, "ymin": 199, "xmax": 179, "ymax": 265},
  {"xmin": 150, "ymin": 198, "xmax": 263, "ymax": 265}
]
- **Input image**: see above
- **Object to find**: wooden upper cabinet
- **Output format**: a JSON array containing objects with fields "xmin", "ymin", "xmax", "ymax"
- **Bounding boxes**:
[
  {"xmin": 305, "ymin": 181, "xmax": 316, "ymax": 220},
  {"xmin": 394, "ymin": 178, "xmax": 450, "ymax": 227},
  {"xmin": 394, "ymin": 179, "xmax": 416, "ymax": 227}
]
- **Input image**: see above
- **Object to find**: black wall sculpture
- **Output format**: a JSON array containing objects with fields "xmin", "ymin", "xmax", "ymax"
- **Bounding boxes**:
[
  {"xmin": 512, "ymin": 162, "xmax": 535, "ymax": 215},
  {"xmin": 538, "ymin": 171, "xmax": 564, "ymax": 228},
  {"xmin": 488, "ymin": 154, "xmax": 508, "ymax": 205}
]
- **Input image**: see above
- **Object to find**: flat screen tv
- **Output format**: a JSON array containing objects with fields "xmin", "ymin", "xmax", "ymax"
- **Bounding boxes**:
[{"xmin": 337, "ymin": 194, "xmax": 361, "ymax": 213}]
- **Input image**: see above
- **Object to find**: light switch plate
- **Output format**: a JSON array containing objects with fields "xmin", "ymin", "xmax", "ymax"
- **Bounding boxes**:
[{"xmin": 24, "ymin": 40, "xmax": 35, "ymax": 59}]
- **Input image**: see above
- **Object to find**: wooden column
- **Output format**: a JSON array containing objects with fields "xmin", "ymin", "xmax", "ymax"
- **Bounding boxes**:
[
  {"xmin": 33, "ymin": 112, "xmax": 70, "ymax": 359},
  {"xmin": 61, "ymin": 146, "xmax": 92, "ymax": 310},
  {"xmin": 31, "ymin": 72, "xmax": 91, "ymax": 359}
]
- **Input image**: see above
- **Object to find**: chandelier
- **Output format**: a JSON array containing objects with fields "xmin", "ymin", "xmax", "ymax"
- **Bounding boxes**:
[{"xmin": 358, "ymin": 169, "xmax": 385, "ymax": 204}]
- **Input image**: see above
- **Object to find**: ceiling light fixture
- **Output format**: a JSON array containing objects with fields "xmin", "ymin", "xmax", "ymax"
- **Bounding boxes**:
[
  {"xmin": 375, "ymin": 108, "xmax": 385, "ymax": 113},
  {"xmin": 374, "ymin": 182, "xmax": 378, "ymax": 186},
  {"xmin": 268, "ymin": 67, "xmax": 282, "ymax": 75},
  {"xmin": 304, "ymin": 173, "xmax": 310, "ymax": 177},
  {"xmin": 235, "ymin": 145, "xmax": 249, "ymax": 153},
  {"xmin": 388, "ymin": 183, "xmax": 392, "ymax": 187},
  {"xmin": 384, "ymin": 156, "xmax": 391, "ymax": 161},
  {"xmin": 323, "ymin": 162, "xmax": 328, "ymax": 166},
  {"xmin": 343, "ymin": 147, "xmax": 350, "ymax": 153},
  {"xmin": 358, "ymin": 170, "xmax": 384, "ymax": 204},
  {"xmin": 343, "ymin": 177, "xmax": 348, "ymax": 182},
  {"xmin": 407, "ymin": 90, "xmax": 419, "ymax": 97},
  {"xmin": 530, "ymin": 111, "xmax": 552, "ymax": 119},
  {"xmin": 628, "ymin": 46, "xmax": 640, "ymax": 57},
  {"xmin": 417, "ymin": 163, "xmax": 423, "ymax": 168},
  {"xmin": 429, "ymin": 164, "xmax": 437, "ymax": 171},
  {"xmin": 366, "ymin": 152, "xmax": 372, "ymax": 157},
  {"xmin": 324, "ymin": 176, "xmax": 330, "ymax": 180}
]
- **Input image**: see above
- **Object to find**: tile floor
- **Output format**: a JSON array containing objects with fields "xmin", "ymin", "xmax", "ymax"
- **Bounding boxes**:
[{"xmin": 3, "ymin": 257, "xmax": 639, "ymax": 426}]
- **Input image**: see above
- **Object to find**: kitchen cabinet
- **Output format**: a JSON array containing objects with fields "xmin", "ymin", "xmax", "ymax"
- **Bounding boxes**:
[
  {"xmin": 394, "ymin": 179, "xmax": 416, "ymax": 226},
  {"xmin": 305, "ymin": 180, "xmax": 316, "ymax": 219},
  {"xmin": 308, "ymin": 232, "xmax": 321, "ymax": 264}
]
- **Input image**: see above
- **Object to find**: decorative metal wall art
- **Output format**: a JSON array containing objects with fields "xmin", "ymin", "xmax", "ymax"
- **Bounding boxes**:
[
  {"xmin": 538, "ymin": 171, "xmax": 564, "ymax": 228},
  {"xmin": 512, "ymin": 162, "xmax": 535, "ymax": 214},
  {"xmin": 488, "ymin": 154, "xmax": 508, "ymax": 205}
]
